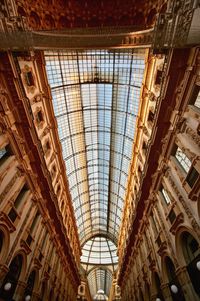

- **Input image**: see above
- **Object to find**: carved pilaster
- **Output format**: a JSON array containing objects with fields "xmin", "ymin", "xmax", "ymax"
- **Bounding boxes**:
[
  {"xmin": 0, "ymin": 169, "xmax": 22, "ymax": 202},
  {"xmin": 14, "ymin": 280, "xmax": 26, "ymax": 301},
  {"xmin": 176, "ymin": 266, "xmax": 200, "ymax": 301},
  {"xmin": 0, "ymin": 264, "xmax": 9, "ymax": 285},
  {"xmin": 166, "ymin": 170, "xmax": 200, "ymax": 239}
]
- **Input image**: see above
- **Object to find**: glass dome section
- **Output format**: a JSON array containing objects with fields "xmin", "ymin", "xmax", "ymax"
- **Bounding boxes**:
[{"xmin": 81, "ymin": 237, "xmax": 118, "ymax": 267}]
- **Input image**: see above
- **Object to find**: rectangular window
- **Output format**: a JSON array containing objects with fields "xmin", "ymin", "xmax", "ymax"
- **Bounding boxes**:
[
  {"xmin": 0, "ymin": 145, "xmax": 12, "ymax": 166},
  {"xmin": 175, "ymin": 147, "xmax": 192, "ymax": 173},
  {"xmin": 155, "ymin": 70, "xmax": 163, "ymax": 85},
  {"xmin": 189, "ymin": 86, "xmax": 200, "ymax": 109},
  {"xmin": 39, "ymin": 251, "xmax": 43, "ymax": 262},
  {"xmin": 30, "ymin": 211, "xmax": 40, "ymax": 234},
  {"xmin": 8, "ymin": 208, "xmax": 18, "ymax": 223},
  {"xmin": 14, "ymin": 183, "xmax": 28, "ymax": 209},
  {"xmin": 161, "ymin": 188, "xmax": 171, "ymax": 205},
  {"xmin": 156, "ymin": 235, "xmax": 162, "ymax": 247},
  {"xmin": 26, "ymin": 234, "xmax": 33, "ymax": 246},
  {"xmin": 148, "ymin": 110, "xmax": 154, "ymax": 123},
  {"xmin": 186, "ymin": 166, "xmax": 199, "ymax": 188},
  {"xmin": 41, "ymin": 230, "xmax": 48, "ymax": 251},
  {"xmin": 8, "ymin": 183, "xmax": 28, "ymax": 223},
  {"xmin": 168, "ymin": 209, "xmax": 176, "ymax": 224},
  {"xmin": 195, "ymin": 91, "xmax": 200, "ymax": 108},
  {"xmin": 0, "ymin": 148, "xmax": 6, "ymax": 159}
]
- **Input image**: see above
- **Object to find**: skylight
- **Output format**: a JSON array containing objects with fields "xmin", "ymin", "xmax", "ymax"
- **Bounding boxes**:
[
  {"xmin": 81, "ymin": 237, "xmax": 118, "ymax": 267},
  {"xmin": 45, "ymin": 49, "xmax": 146, "ymax": 299}
]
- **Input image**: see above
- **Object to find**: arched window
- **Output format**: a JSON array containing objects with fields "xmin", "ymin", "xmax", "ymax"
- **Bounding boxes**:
[
  {"xmin": 0, "ymin": 254, "xmax": 23, "ymax": 300},
  {"xmin": 165, "ymin": 257, "xmax": 185, "ymax": 301},
  {"xmin": 24, "ymin": 270, "xmax": 36, "ymax": 300},
  {"xmin": 153, "ymin": 272, "xmax": 164, "ymax": 300},
  {"xmin": 0, "ymin": 230, "xmax": 3, "ymax": 254},
  {"xmin": 182, "ymin": 232, "xmax": 200, "ymax": 297}
]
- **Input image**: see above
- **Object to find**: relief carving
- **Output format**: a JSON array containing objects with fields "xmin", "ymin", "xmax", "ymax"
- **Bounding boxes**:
[
  {"xmin": 22, "ymin": 65, "xmax": 36, "ymax": 94},
  {"xmin": 185, "ymin": 126, "xmax": 200, "ymax": 148},
  {"xmin": 0, "ymin": 170, "xmax": 21, "ymax": 202},
  {"xmin": 0, "ymin": 87, "xmax": 10, "ymax": 112},
  {"xmin": 166, "ymin": 171, "xmax": 200, "ymax": 238},
  {"xmin": 30, "ymin": 93, "xmax": 43, "ymax": 105}
]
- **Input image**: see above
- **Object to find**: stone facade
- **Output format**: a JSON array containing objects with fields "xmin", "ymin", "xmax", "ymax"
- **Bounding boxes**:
[
  {"xmin": 0, "ymin": 50, "xmax": 81, "ymax": 300},
  {"xmin": 118, "ymin": 48, "xmax": 200, "ymax": 301}
]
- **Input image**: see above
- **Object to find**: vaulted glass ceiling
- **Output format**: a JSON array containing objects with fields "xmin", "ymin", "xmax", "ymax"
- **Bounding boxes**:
[
  {"xmin": 45, "ymin": 49, "xmax": 146, "ymax": 299},
  {"xmin": 88, "ymin": 269, "xmax": 112, "ymax": 299},
  {"xmin": 81, "ymin": 237, "xmax": 118, "ymax": 269}
]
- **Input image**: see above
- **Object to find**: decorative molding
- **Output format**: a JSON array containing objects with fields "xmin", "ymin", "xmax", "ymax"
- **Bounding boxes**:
[
  {"xmin": 185, "ymin": 126, "xmax": 200, "ymax": 148},
  {"xmin": 20, "ymin": 239, "xmax": 32, "ymax": 255},
  {"xmin": 166, "ymin": 171, "xmax": 200, "ymax": 238},
  {"xmin": 21, "ymin": 65, "xmax": 36, "ymax": 94},
  {"xmin": 0, "ymin": 169, "xmax": 21, "ymax": 202},
  {"xmin": 169, "ymin": 212, "xmax": 184, "ymax": 235},
  {"xmin": 0, "ymin": 212, "xmax": 16, "ymax": 233}
]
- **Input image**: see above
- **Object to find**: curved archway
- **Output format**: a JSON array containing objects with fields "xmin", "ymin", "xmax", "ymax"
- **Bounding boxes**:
[
  {"xmin": 151, "ymin": 272, "xmax": 164, "ymax": 300},
  {"xmin": 24, "ymin": 269, "xmax": 38, "ymax": 300},
  {"xmin": 80, "ymin": 230, "xmax": 118, "ymax": 247},
  {"xmin": 0, "ymin": 226, "xmax": 10, "ymax": 263},
  {"xmin": 164, "ymin": 256, "xmax": 185, "ymax": 301},
  {"xmin": 87, "ymin": 268, "xmax": 112, "ymax": 300},
  {"xmin": 181, "ymin": 232, "xmax": 200, "ymax": 297},
  {"xmin": 0, "ymin": 254, "xmax": 23, "ymax": 300}
]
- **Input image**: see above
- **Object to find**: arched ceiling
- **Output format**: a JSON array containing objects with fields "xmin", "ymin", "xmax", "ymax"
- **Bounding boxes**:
[
  {"xmin": 16, "ymin": 0, "xmax": 167, "ymax": 30},
  {"xmin": 88, "ymin": 268, "xmax": 112, "ymax": 299},
  {"xmin": 45, "ymin": 49, "xmax": 146, "ymax": 243},
  {"xmin": 81, "ymin": 237, "xmax": 118, "ymax": 271},
  {"xmin": 44, "ymin": 48, "xmax": 147, "ymax": 298}
]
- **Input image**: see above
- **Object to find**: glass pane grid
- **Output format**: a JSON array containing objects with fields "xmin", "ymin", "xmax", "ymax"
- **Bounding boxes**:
[
  {"xmin": 175, "ymin": 147, "xmax": 192, "ymax": 173},
  {"xmin": 45, "ymin": 49, "xmax": 145, "ymax": 297},
  {"xmin": 161, "ymin": 188, "xmax": 171, "ymax": 205}
]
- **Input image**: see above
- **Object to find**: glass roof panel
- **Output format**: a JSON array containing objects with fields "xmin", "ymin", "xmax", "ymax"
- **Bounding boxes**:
[
  {"xmin": 81, "ymin": 237, "xmax": 118, "ymax": 267},
  {"xmin": 45, "ymin": 49, "xmax": 146, "ymax": 299},
  {"xmin": 88, "ymin": 268, "xmax": 112, "ymax": 299}
]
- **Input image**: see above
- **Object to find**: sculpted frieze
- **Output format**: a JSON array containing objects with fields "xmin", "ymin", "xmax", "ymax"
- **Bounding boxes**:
[{"xmin": 30, "ymin": 93, "xmax": 43, "ymax": 105}]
